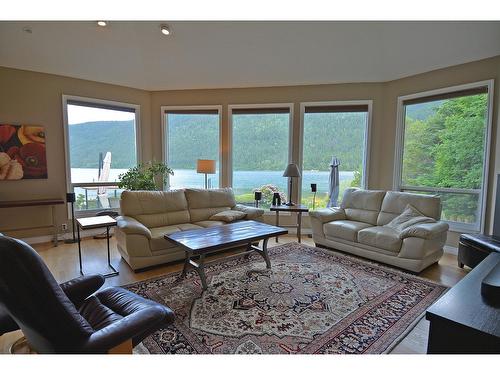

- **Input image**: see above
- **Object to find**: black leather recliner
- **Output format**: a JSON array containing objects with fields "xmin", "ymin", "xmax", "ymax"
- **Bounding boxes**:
[{"xmin": 0, "ymin": 235, "xmax": 174, "ymax": 353}]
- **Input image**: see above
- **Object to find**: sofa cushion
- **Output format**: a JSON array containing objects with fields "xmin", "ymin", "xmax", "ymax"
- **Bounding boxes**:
[
  {"xmin": 323, "ymin": 220, "xmax": 372, "ymax": 242},
  {"xmin": 149, "ymin": 223, "xmax": 204, "ymax": 252},
  {"xmin": 377, "ymin": 191, "xmax": 441, "ymax": 226},
  {"xmin": 358, "ymin": 226, "xmax": 402, "ymax": 253},
  {"xmin": 120, "ymin": 190, "xmax": 191, "ymax": 228},
  {"xmin": 194, "ymin": 220, "xmax": 225, "ymax": 228},
  {"xmin": 341, "ymin": 188, "xmax": 386, "ymax": 225},
  {"xmin": 209, "ymin": 210, "xmax": 246, "ymax": 223},
  {"xmin": 185, "ymin": 188, "xmax": 237, "ymax": 222},
  {"xmin": 385, "ymin": 204, "xmax": 436, "ymax": 232}
]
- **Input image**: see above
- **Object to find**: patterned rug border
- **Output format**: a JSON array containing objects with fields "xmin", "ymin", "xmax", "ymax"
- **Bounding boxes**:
[
  {"xmin": 123, "ymin": 242, "xmax": 448, "ymax": 354},
  {"xmin": 122, "ymin": 242, "xmax": 448, "ymax": 291}
]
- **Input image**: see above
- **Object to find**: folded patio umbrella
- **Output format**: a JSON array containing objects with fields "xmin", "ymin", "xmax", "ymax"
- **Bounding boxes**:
[{"xmin": 327, "ymin": 157, "xmax": 340, "ymax": 208}]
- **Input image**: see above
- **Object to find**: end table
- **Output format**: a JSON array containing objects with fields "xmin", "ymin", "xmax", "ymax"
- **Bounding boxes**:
[
  {"xmin": 270, "ymin": 204, "xmax": 309, "ymax": 243},
  {"xmin": 76, "ymin": 215, "xmax": 118, "ymax": 278}
]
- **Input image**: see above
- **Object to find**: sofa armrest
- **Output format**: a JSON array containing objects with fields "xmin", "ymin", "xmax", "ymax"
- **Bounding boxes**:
[
  {"xmin": 233, "ymin": 204, "xmax": 265, "ymax": 220},
  {"xmin": 309, "ymin": 207, "xmax": 346, "ymax": 223},
  {"xmin": 116, "ymin": 216, "xmax": 152, "ymax": 239},
  {"xmin": 399, "ymin": 222, "xmax": 449, "ymax": 240}
]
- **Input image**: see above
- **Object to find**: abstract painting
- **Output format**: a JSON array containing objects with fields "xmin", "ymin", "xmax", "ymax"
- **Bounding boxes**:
[{"xmin": 0, "ymin": 124, "xmax": 47, "ymax": 180}]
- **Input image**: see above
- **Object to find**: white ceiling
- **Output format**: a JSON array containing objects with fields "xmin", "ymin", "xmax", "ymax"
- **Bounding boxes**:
[{"xmin": 1, "ymin": 21, "xmax": 500, "ymax": 91}]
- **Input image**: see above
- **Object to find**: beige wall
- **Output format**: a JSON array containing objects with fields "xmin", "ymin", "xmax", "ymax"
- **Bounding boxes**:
[
  {"xmin": 1, "ymin": 55, "xmax": 499, "ymax": 246},
  {"xmin": 0, "ymin": 67, "xmax": 152, "ymax": 237}
]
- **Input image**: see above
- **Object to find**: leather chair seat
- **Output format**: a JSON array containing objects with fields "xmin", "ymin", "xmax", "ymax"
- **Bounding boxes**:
[
  {"xmin": 324, "ymin": 220, "xmax": 372, "ymax": 242},
  {"xmin": 358, "ymin": 226, "xmax": 402, "ymax": 253}
]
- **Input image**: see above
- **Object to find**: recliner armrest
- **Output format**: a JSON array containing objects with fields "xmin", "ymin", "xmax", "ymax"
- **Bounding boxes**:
[
  {"xmin": 399, "ymin": 222, "xmax": 449, "ymax": 240},
  {"xmin": 309, "ymin": 207, "xmax": 346, "ymax": 223},
  {"xmin": 60, "ymin": 275, "xmax": 105, "ymax": 309},
  {"xmin": 82, "ymin": 305, "xmax": 173, "ymax": 353},
  {"xmin": 232, "ymin": 204, "xmax": 265, "ymax": 220},
  {"xmin": 116, "ymin": 216, "xmax": 152, "ymax": 239}
]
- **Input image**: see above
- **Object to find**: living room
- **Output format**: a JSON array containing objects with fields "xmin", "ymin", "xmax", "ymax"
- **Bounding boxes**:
[{"xmin": 1, "ymin": 1, "xmax": 499, "ymax": 373}]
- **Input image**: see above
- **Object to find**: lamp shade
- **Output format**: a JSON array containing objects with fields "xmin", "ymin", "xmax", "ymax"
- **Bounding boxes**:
[
  {"xmin": 196, "ymin": 159, "xmax": 216, "ymax": 174},
  {"xmin": 283, "ymin": 163, "xmax": 301, "ymax": 177}
]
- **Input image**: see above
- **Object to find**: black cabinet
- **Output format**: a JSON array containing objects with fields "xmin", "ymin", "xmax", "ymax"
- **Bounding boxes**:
[
  {"xmin": 458, "ymin": 233, "xmax": 500, "ymax": 269},
  {"xmin": 426, "ymin": 253, "xmax": 500, "ymax": 354}
]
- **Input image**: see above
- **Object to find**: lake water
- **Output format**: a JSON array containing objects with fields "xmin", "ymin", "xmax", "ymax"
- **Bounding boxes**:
[{"xmin": 71, "ymin": 168, "xmax": 354, "ymax": 202}]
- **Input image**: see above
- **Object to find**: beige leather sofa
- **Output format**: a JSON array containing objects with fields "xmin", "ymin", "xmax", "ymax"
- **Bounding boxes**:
[
  {"xmin": 115, "ymin": 188, "xmax": 264, "ymax": 271},
  {"xmin": 310, "ymin": 188, "xmax": 449, "ymax": 273}
]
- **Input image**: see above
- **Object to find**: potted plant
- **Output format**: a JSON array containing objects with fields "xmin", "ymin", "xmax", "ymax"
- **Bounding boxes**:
[{"xmin": 117, "ymin": 161, "xmax": 173, "ymax": 191}]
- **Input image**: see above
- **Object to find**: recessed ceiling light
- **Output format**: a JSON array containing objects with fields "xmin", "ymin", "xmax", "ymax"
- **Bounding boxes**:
[
  {"xmin": 97, "ymin": 21, "xmax": 107, "ymax": 27},
  {"xmin": 160, "ymin": 24, "xmax": 171, "ymax": 36},
  {"xmin": 22, "ymin": 26, "xmax": 32, "ymax": 34}
]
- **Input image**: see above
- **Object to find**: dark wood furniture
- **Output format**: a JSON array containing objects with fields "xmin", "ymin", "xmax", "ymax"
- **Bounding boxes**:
[
  {"xmin": 76, "ymin": 216, "xmax": 118, "ymax": 278},
  {"xmin": 270, "ymin": 204, "xmax": 309, "ymax": 243},
  {"xmin": 165, "ymin": 220, "xmax": 288, "ymax": 290},
  {"xmin": 458, "ymin": 233, "xmax": 500, "ymax": 269},
  {"xmin": 426, "ymin": 253, "xmax": 500, "ymax": 353},
  {"xmin": 0, "ymin": 198, "xmax": 65, "ymax": 246}
]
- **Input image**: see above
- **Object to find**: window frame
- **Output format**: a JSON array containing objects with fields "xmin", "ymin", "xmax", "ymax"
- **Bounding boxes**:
[
  {"xmin": 298, "ymin": 100, "xmax": 373, "ymax": 207},
  {"xmin": 161, "ymin": 105, "xmax": 223, "ymax": 190},
  {"xmin": 228, "ymin": 103, "xmax": 294, "ymax": 204},
  {"xmin": 393, "ymin": 80, "xmax": 494, "ymax": 233},
  {"xmin": 62, "ymin": 94, "xmax": 142, "ymax": 217}
]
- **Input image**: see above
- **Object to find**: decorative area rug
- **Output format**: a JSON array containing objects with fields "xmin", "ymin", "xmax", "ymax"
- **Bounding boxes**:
[{"xmin": 125, "ymin": 243, "xmax": 446, "ymax": 354}]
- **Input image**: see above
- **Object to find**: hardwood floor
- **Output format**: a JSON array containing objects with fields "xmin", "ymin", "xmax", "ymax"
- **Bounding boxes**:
[{"xmin": 0, "ymin": 234, "xmax": 468, "ymax": 354}]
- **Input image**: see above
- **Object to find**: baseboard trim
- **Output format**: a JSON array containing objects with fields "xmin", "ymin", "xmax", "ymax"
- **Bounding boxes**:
[{"xmin": 15, "ymin": 228, "xmax": 112, "ymax": 245}]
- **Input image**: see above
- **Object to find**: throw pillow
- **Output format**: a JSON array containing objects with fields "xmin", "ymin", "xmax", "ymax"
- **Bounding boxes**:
[
  {"xmin": 385, "ymin": 204, "xmax": 436, "ymax": 232},
  {"xmin": 209, "ymin": 210, "xmax": 247, "ymax": 223}
]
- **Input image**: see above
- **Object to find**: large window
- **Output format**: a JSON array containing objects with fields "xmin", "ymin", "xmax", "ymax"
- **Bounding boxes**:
[
  {"xmin": 300, "ymin": 102, "xmax": 370, "ymax": 209},
  {"xmin": 230, "ymin": 105, "xmax": 292, "ymax": 208},
  {"xmin": 63, "ymin": 96, "xmax": 140, "ymax": 213},
  {"xmin": 163, "ymin": 107, "xmax": 221, "ymax": 189},
  {"xmin": 395, "ymin": 81, "xmax": 493, "ymax": 232}
]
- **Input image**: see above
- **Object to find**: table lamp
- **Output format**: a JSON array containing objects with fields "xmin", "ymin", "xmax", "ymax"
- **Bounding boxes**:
[
  {"xmin": 283, "ymin": 163, "xmax": 301, "ymax": 206},
  {"xmin": 197, "ymin": 159, "xmax": 216, "ymax": 189}
]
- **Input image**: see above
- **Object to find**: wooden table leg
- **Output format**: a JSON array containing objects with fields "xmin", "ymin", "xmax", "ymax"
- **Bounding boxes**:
[
  {"xmin": 195, "ymin": 253, "xmax": 208, "ymax": 290},
  {"xmin": 181, "ymin": 251, "xmax": 190, "ymax": 278},
  {"xmin": 251, "ymin": 237, "xmax": 272, "ymax": 269},
  {"xmin": 297, "ymin": 212, "xmax": 302, "ymax": 243},
  {"xmin": 275, "ymin": 210, "xmax": 280, "ymax": 243}
]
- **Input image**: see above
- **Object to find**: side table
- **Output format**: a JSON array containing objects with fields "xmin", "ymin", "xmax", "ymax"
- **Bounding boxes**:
[
  {"xmin": 270, "ymin": 204, "xmax": 309, "ymax": 243},
  {"xmin": 76, "ymin": 215, "xmax": 118, "ymax": 278}
]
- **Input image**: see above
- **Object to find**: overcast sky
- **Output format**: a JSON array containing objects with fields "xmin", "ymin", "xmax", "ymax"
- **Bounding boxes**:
[{"xmin": 68, "ymin": 105, "xmax": 134, "ymax": 125}]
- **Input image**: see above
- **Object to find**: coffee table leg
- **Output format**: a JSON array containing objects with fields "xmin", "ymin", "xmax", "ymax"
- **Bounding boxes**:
[
  {"xmin": 252, "ymin": 238, "xmax": 272, "ymax": 269},
  {"xmin": 262, "ymin": 238, "xmax": 271, "ymax": 269},
  {"xmin": 181, "ymin": 251, "xmax": 190, "ymax": 278},
  {"xmin": 196, "ymin": 254, "xmax": 208, "ymax": 290}
]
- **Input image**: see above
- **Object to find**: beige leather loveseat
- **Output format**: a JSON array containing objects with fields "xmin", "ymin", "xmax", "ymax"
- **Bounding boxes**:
[
  {"xmin": 115, "ymin": 188, "xmax": 264, "ymax": 271},
  {"xmin": 310, "ymin": 188, "xmax": 449, "ymax": 273}
]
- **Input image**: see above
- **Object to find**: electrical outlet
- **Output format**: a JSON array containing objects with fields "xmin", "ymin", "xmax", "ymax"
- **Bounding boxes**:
[{"xmin": 62, "ymin": 223, "xmax": 68, "ymax": 231}]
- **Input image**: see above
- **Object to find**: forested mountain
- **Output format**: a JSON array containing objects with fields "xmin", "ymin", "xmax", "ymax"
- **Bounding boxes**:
[
  {"xmin": 69, "ymin": 114, "xmax": 368, "ymax": 171},
  {"xmin": 69, "ymin": 121, "xmax": 137, "ymax": 168}
]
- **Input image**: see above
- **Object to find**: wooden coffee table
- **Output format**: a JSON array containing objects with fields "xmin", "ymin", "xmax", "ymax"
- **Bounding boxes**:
[{"xmin": 165, "ymin": 220, "xmax": 288, "ymax": 290}]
